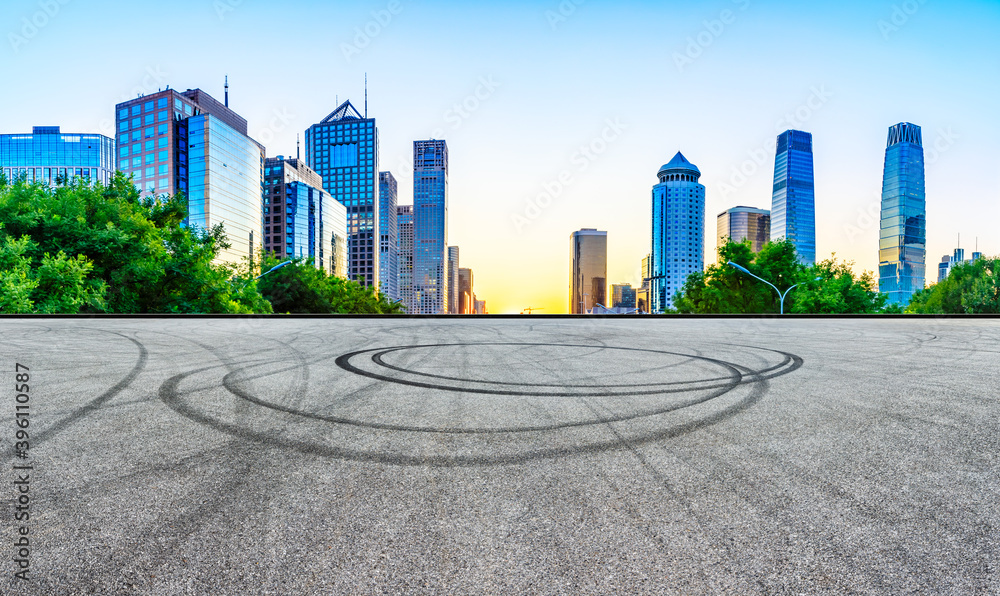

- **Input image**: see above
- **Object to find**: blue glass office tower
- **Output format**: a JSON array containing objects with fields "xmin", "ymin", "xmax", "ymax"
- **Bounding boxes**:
[
  {"xmin": 378, "ymin": 171, "xmax": 398, "ymax": 300},
  {"xmin": 305, "ymin": 100, "xmax": 379, "ymax": 288},
  {"xmin": 651, "ymin": 152, "xmax": 705, "ymax": 312},
  {"xmin": 397, "ymin": 205, "xmax": 414, "ymax": 312},
  {"xmin": 770, "ymin": 130, "xmax": 816, "ymax": 264},
  {"xmin": 1, "ymin": 127, "xmax": 115, "ymax": 186},
  {"xmin": 116, "ymin": 88, "xmax": 264, "ymax": 265},
  {"xmin": 412, "ymin": 140, "xmax": 448, "ymax": 315},
  {"xmin": 263, "ymin": 157, "xmax": 348, "ymax": 277},
  {"xmin": 879, "ymin": 122, "xmax": 926, "ymax": 305}
]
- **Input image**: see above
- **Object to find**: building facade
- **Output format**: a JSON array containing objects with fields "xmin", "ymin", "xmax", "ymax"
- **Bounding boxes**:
[
  {"xmin": 305, "ymin": 100, "xmax": 379, "ymax": 287},
  {"xmin": 1, "ymin": 127, "xmax": 115, "ymax": 186},
  {"xmin": 611, "ymin": 283, "xmax": 637, "ymax": 309},
  {"xmin": 879, "ymin": 122, "xmax": 926, "ymax": 306},
  {"xmin": 651, "ymin": 153, "xmax": 705, "ymax": 312},
  {"xmin": 458, "ymin": 267, "xmax": 474, "ymax": 314},
  {"xmin": 378, "ymin": 171, "xmax": 398, "ymax": 300},
  {"xmin": 771, "ymin": 130, "xmax": 816, "ymax": 264},
  {"xmin": 447, "ymin": 246, "xmax": 460, "ymax": 314},
  {"xmin": 717, "ymin": 206, "xmax": 770, "ymax": 262},
  {"xmin": 397, "ymin": 204, "xmax": 414, "ymax": 312},
  {"xmin": 937, "ymin": 247, "xmax": 982, "ymax": 283},
  {"xmin": 636, "ymin": 254, "xmax": 650, "ymax": 313},
  {"xmin": 115, "ymin": 88, "xmax": 264, "ymax": 265},
  {"xmin": 263, "ymin": 156, "xmax": 347, "ymax": 277},
  {"xmin": 412, "ymin": 140, "xmax": 449, "ymax": 315},
  {"xmin": 569, "ymin": 228, "xmax": 607, "ymax": 314}
]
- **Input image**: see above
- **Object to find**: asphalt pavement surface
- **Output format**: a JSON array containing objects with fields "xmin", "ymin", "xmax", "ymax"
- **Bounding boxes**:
[{"xmin": 1, "ymin": 317, "xmax": 998, "ymax": 594}]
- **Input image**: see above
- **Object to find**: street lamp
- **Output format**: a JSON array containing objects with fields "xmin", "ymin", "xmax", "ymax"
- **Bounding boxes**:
[
  {"xmin": 244, "ymin": 260, "xmax": 293, "ymax": 287},
  {"xmin": 727, "ymin": 261, "xmax": 820, "ymax": 315}
]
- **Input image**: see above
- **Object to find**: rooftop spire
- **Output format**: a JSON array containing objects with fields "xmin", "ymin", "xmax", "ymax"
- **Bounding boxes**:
[{"xmin": 224, "ymin": 75, "xmax": 229, "ymax": 108}]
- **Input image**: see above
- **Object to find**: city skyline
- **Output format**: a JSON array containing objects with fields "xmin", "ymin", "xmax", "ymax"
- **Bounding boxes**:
[{"xmin": 3, "ymin": 0, "xmax": 998, "ymax": 313}]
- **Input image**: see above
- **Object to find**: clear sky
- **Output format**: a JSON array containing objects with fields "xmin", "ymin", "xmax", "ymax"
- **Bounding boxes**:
[{"xmin": 4, "ymin": 0, "xmax": 999, "ymax": 313}]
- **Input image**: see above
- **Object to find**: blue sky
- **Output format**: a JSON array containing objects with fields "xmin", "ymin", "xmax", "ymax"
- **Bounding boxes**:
[{"xmin": 4, "ymin": 0, "xmax": 999, "ymax": 313}]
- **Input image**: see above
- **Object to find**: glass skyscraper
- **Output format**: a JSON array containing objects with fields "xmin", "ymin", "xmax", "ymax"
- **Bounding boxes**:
[
  {"xmin": 378, "ymin": 171, "xmax": 398, "ymax": 301},
  {"xmin": 115, "ymin": 88, "xmax": 264, "ymax": 265},
  {"xmin": 717, "ymin": 206, "xmax": 770, "ymax": 262},
  {"xmin": 305, "ymin": 100, "xmax": 379, "ymax": 288},
  {"xmin": 651, "ymin": 152, "xmax": 705, "ymax": 312},
  {"xmin": 1, "ymin": 126, "xmax": 115, "ymax": 186},
  {"xmin": 263, "ymin": 156, "xmax": 347, "ymax": 277},
  {"xmin": 447, "ymin": 245, "xmax": 460, "ymax": 314},
  {"xmin": 397, "ymin": 204, "xmax": 414, "ymax": 312},
  {"xmin": 412, "ymin": 140, "xmax": 449, "ymax": 315},
  {"xmin": 569, "ymin": 228, "xmax": 607, "ymax": 314},
  {"xmin": 879, "ymin": 122, "xmax": 926, "ymax": 305},
  {"xmin": 771, "ymin": 130, "xmax": 816, "ymax": 264}
]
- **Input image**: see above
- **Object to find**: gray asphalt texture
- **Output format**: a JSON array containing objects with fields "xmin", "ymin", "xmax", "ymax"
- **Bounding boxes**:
[{"xmin": 1, "ymin": 317, "xmax": 998, "ymax": 594}]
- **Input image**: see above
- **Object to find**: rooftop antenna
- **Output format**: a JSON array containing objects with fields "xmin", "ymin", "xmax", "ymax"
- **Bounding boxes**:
[
  {"xmin": 296, "ymin": 134, "xmax": 300, "ymax": 160},
  {"xmin": 365, "ymin": 72, "xmax": 368, "ymax": 118},
  {"xmin": 224, "ymin": 75, "xmax": 229, "ymax": 108}
]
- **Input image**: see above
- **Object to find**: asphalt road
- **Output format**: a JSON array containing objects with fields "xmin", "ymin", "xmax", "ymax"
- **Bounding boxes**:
[{"xmin": 1, "ymin": 317, "xmax": 998, "ymax": 594}]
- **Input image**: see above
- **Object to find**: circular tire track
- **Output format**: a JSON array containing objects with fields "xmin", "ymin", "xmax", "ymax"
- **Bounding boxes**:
[{"xmin": 159, "ymin": 342, "xmax": 803, "ymax": 466}]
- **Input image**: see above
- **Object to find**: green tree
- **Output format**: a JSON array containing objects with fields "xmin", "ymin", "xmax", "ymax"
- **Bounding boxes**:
[
  {"xmin": 907, "ymin": 257, "xmax": 1000, "ymax": 313},
  {"xmin": 255, "ymin": 252, "xmax": 404, "ymax": 314},
  {"xmin": 790, "ymin": 256, "xmax": 887, "ymax": 314},
  {"xmin": 673, "ymin": 238, "xmax": 893, "ymax": 314},
  {"xmin": 673, "ymin": 238, "xmax": 805, "ymax": 313},
  {"xmin": 0, "ymin": 175, "xmax": 270, "ymax": 313}
]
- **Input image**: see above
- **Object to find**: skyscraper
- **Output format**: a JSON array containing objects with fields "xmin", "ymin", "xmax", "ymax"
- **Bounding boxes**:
[
  {"xmin": 412, "ymin": 140, "xmax": 448, "ymax": 315},
  {"xmin": 305, "ymin": 100, "xmax": 379, "ymax": 288},
  {"xmin": 1, "ymin": 126, "xmax": 115, "ymax": 186},
  {"xmin": 651, "ymin": 153, "xmax": 705, "ymax": 312},
  {"xmin": 115, "ymin": 88, "xmax": 264, "ymax": 265},
  {"xmin": 879, "ymin": 122, "xmax": 926, "ymax": 306},
  {"xmin": 717, "ymin": 206, "xmax": 770, "ymax": 262},
  {"xmin": 771, "ymin": 130, "xmax": 816, "ymax": 264},
  {"xmin": 397, "ymin": 204, "xmax": 414, "ymax": 312},
  {"xmin": 263, "ymin": 156, "xmax": 347, "ymax": 277},
  {"xmin": 569, "ymin": 228, "xmax": 607, "ymax": 314},
  {"xmin": 378, "ymin": 171, "xmax": 398, "ymax": 300},
  {"xmin": 458, "ymin": 267, "xmax": 474, "ymax": 314},
  {"xmin": 447, "ymin": 246, "xmax": 460, "ymax": 314}
]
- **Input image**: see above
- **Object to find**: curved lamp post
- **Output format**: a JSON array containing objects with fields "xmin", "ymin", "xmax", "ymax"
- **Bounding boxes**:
[{"xmin": 727, "ymin": 261, "xmax": 820, "ymax": 314}]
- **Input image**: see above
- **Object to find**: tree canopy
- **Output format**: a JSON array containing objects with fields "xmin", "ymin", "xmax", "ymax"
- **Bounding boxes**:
[
  {"xmin": 672, "ymin": 238, "xmax": 890, "ymax": 314},
  {"xmin": 0, "ymin": 175, "xmax": 398, "ymax": 314},
  {"xmin": 906, "ymin": 257, "xmax": 1000, "ymax": 313}
]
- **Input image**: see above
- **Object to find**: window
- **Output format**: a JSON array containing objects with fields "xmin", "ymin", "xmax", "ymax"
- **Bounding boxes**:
[
  {"xmin": 183, "ymin": 104, "xmax": 192, "ymax": 115},
  {"xmin": 175, "ymin": 98, "xmax": 182, "ymax": 109},
  {"xmin": 131, "ymin": 118, "xmax": 140, "ymax": 129},
  {"xmin": 132, "ymin": 143, "xmax": 141, "ymax": 153},
  {"xmin": 158, "ymin": 178, "xmax": 167, "ymax": 189},
  {"xmin": 158, "ymin": 138, "xmax": 168, "ymax": 148},
  {"xmin": 157, "ymin": 97, "xmax": 167, "ymax": 108},
  {"xmin": 144, "ymin": 101, "xmax": 153, "ymax": 112},
  {"xmin": 119, "ymin": 121, "xmax": 128, "ymax": 132},
  {"xmin": 145, "ymin": 141, "xmax": 154, "ymax": 151},
  {"xmin": 144, "ymin": 127, "xmax": 154, "ymax": 138},
  {"xmin": 145, "ymin": 154, "xmax": 154, "ymax": 165},
  {"xmin": 131, "ymin": 106, "xmax": 140, "ymax": 116},
  {"xmin": 157, "ymin": 124, "xmax": 167, "ymax": 135},
  {"xmin": 158, "ymin": 111, "xmax": 167, "ymax": 122},
  {"xmin": 120, "ymin": 146, "xmax": 129, "ymax": 157},
  {"xmin": 158, "ymin": 165, "xmax": 168, "ymax": 175},
  {"xmin": 132, "ymin": 157, "xmax": 141, "ymax": 167},
  {"xmin": 119, "ymin": 109, "xmax": 128, "ymax": 120},
  {"xmin": 145, "ymin": 167, "xmax": 154, "ymax": 177},
  {"xmin": 132, "ymin": 131, "xmax": 141, "ymax": 141},
  {"xmin": 158, "ymin": 151, "xmax": 167, "ymax": 162}
]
